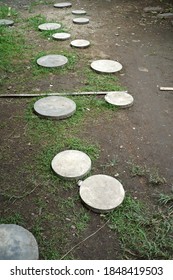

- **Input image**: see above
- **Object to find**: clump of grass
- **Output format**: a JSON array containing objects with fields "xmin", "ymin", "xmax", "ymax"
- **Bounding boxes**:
[
  {"xmin": 101, "ymin": 157, "xmax": 119, "ymax": 172},
  {"xmin": 105, "ymin": 195, "xmax": 173, "ymax": 259},
  {"xmin": 0, "ymin": 213, "xmax": 24, "ymax": 225},
  {"xmin": 148, "ymin": 167, "xmax": 166, "ymax": 185},
  {"xmin": 128, "ymin": 161, "xmax": 166, "ymax": 185},
  {"xmin": 158, "ymin": 193, "xmax": 173, "ymax": 210},
  {"xmin": 27, "ymin": 14, "xmax": 47, "ymax": 30},
  {"xmin": 130, "ymin": 163, "xmax": 146, "ymax": 177}
]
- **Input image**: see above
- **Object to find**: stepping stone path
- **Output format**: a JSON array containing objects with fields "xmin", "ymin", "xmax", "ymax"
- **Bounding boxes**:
[
  {"xmin": 91, "ymin": 59, "xmax": 123, "ymax": 73},
  {"xmin": 70, "ymin": 39, "xmax": 90, "ymax": 48},
  {"xmin": 31, "ymin": 1, "xmax": 126, "ymax": 218},
  {"xmin": 79, "ymin": 175, "xmax": 125, "ymax": 213},
  {"xmin": 73, "ymin": 18, "xmax": 89, "ymax": 24},
  {"xmin": 37, "ymin": 54, "xmax": 68, "ymax": 68},
  {"xmin": 52, "ymin": 32, "xmax": 71, "ymax": 40},
  {"xmin": 38, "ymin": 23, "xmax": 61, "ymax": 31},
  {"xmin": 34, "ymin": 96, "xmax": 76, "ymax": 119},
  {"xmin": 0, "ymin": 19, "xmax": 14, "ymax": 26},
  {"xmin": 0, "ymin": 224, "xmax": 39, "ymax": 260},
  {"xmin": 105, "ymin": 91, "xmax": 134, "ymax": 108},
  {"xmin": 54, "ymin": 2, "xmax": 72, "ymax": 8},
  {"xmin": 51, "ymin": 150, "xmax": 92, "ymax": 180},
  {"xmin": 72, "ymin": 10, "xmax": 87, "ymax": 15}
]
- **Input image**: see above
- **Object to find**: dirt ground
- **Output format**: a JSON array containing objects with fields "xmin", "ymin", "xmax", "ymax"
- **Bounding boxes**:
[{"xmin": 0, "ymin": 0, "xmax": 173, "ymax": 259}]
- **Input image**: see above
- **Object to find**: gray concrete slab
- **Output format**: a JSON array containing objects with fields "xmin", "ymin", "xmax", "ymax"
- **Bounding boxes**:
[
  {"xmin": 0, "ymin": 224, "xmax": 39, "ymax": 260},
  {"xmin": 52, "ymin": 32, "xmax": 71, "ymax": 40},
  {"xmin": 143, "ymin": 6, "xmax": 163, "ymax": 13},
  {"xmin": 37, "ymin": 54, "xmax": 68, "ymax": 68},
  {"xmin": 34, "ymin": 96, "xmax": 76, "ymax": 119},
  {"xmin": 38, "ymin": 23, "xmax": 61, "ymax": 31},
  {"xmin": 70, "ymin": 39, "xmax": 90, "ymax": 48},
  {"xmin": 72, "ymin": 10, "xmax": 86, "ymax": 15},
  {"xmin": 51, "ymin": 150, "xmax": 92, "ymax": 180},
  {"xmin": 54, "ymin": 2, "xmax": 72, "ymax": 8},
  {"xmin": 0, "ymin": 19, "xmax": 14, "ymax": 26},
  {"xmin": 73, "ymin": 18, "xmax": 89, "ymax": 24},
  {"xmin": 91, "ymin": 59, "xmax": 123, "ymax": 73},
  {"xmin": 105, "ymin": 91, "xmax": 134, "ymax": 108},
  {"xmin": 157, "ymin": 13, "xmax": 173, "ymax": 19},
  {"xmin": 79, "ymin": 174, "xmax": 125, "ymax": 213}
]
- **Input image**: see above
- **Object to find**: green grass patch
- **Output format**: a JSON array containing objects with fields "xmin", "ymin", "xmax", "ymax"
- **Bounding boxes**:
[
  {"xmin": 0, "ymin": 19, "xmax": 32, "ymax": 86},
  {"xmin": 0, "ymin": 213, "xmax": 24, "ymax": 225},
  {"xmin": 25, "ymin": 95, "xmax": 117, "ymax": 144},
  {"xmin": 0, "ymin": 5, "xmax": 18, "ymax": 18},
  {"xmin": 27, "ymin": 14, "xmax": 47, "ymax": 30},
  {"xmin": 61, "ymin": 196, "xmax": 90, "ymax": 234},
  {"xmin": 0, "ymin": 27, "xmax": 25, "ymax": 70},
  {"xmin": 106, "ymin": 195, "xmax": 173, "ymax": 259},
  {"xmin": 81, "ymin": 68, "xmax": 124, "ymax": 92}
]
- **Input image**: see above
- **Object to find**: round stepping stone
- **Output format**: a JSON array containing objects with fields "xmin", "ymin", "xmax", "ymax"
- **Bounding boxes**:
[
  {"xmin": 0, "ymin": 19, "xmax": 14, "ymax": 26},
  {"xmin": 72, "ymin": 10, "xmax": 86, "ymax": 15},
  {"xmin": 0, "ymin": 224, "xmax": 39, "ymax": 260},
  {"xmin": 70, "ymin": 39, "xmax": 90, "ymax": 48},
  {"xmin": 143, "ymin": 6, "xmax": 163, "ymax": 13},
  {"xmin": 38, "ymin": 23, "xmax": 61, "ymax": 31},
  {"xmin": 52, "ymin": 32, "xmax": 71, "ymax": 40},
  {"xmin": 73, "ymin": 18, "xmax": 89, "ymax": 24},
  {"xmin": 91, "ymin": 59, "xmax": 122, "ymax": 74},
  {"xmin": 51, "ymin": 150, "xmax": 91, "ymax": 180},
  {"xmin": 105, "ymin": 91, "xmax": 134, "ymax": 108},
  {"xmin": 54, "ymin": 2, "xmax": 72, "ymax": 8},
  {"xmin": 157, "ymin": 13, "xmax": 173, "ymax": 19},
  {"xmin": 37, "ymin": 54, "xmax": 68, "ymax": 68},
  {"xmin": 34, "ymin": 96, "xmax": 76, "ymax": 119},
  {"xmin": 79, "ymin": 174, "xmax": 125, "ymax": 213}
]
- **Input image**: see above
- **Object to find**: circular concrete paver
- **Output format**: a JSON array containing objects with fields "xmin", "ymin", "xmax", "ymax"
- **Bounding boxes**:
[
  {"xmin": 37, "ymin": 54, "xmax": 68, "ymax": 68},
  {"xmin": 54, "ymin": 2, "xmax": 72, "ymax": 8},
  {"xmin": 0, "ymin": 19, "xmax": 14, "ymax": 26},
  {"xmin": 51, "ymin": 150, "xmax": 92, "ymax": 180},
  {"xmin": 0, "ymin": 224, "xmax": 39, "ymax": 260},
  {"xmin": 73, "ymin": 18, "xmax": 89, "ymax": 24},
  {"xmin": 70, "ymin": 39, "xmax": 90, "ymax": 48},
  {"xmin": 105, "ymin": 92, "xmax": 134, "ymax": 108},
  {"xmin": 79, "ymin": 174, "xmax": 125, "ymax": 213},
  {"xmin": 91, "ymin": 59, "xmax": 123, "ymax": 73},
  {"xmin": 38, "ymin": 23, "xmax": 61, "ymax": 31},
  {"xmin": 52, "ymin": 32, "xmax": 71, "ymax": 40},
  {"xmin": 34, "ymin": 96, "xmax": 76, "ymax": 119},
  {"xmin": 72, "ymin": 10, "xmax": 86, "ymax": 15}
]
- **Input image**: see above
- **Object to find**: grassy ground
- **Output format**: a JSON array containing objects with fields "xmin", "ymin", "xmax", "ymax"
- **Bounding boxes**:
[{"xmin": 0, "ymin": 3, "xmax": 173, "ymax": 260}]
